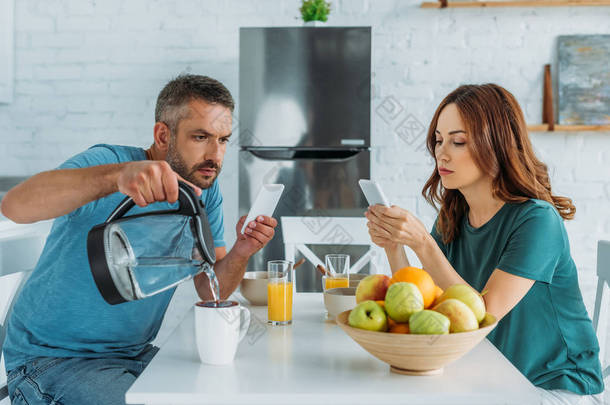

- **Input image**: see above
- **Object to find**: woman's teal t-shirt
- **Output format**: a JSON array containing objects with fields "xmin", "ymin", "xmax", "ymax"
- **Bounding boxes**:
[{"xmin": 431, "ymin": 199, "xmax": 604, "ymax": 395}]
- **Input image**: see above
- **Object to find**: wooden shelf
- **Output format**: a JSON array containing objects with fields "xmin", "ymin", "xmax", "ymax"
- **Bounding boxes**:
[
  {"xmin": 527, "ymin": 124, "xmax": 610, "ymax": 132},
  {"xmin": 422, "ymin": 1, "xmax": 610, "ymax": 8}
]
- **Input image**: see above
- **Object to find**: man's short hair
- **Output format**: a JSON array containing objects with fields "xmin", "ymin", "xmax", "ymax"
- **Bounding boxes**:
[{"xmin": 155, "ymin": 74, "xmax": 234, "ymax": 134}]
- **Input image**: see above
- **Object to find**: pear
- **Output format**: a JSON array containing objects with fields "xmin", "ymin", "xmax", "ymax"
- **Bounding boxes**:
[
  {"xmin": 432, "ymin": 298, "xmax": 478, "ymax": 333},
  {"xmin": 384, "ymin": 282, "xmax": 424, "ymax": 323},
  {"xmin": 409, "ymin": 310, "xmax": 449, "ymax": 335},
  {"xmin": 479, "ymin": 312, "xmax": 497, "ymax": 328},
  {"xmin": 436, "ymin": 284, "xmax": 486, "ymax": 323}
]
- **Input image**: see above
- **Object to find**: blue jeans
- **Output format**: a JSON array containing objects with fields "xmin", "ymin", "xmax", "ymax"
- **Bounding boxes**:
[{"xmin": 6, "ymin": 345, "xmax": 158, "ymax": 405}]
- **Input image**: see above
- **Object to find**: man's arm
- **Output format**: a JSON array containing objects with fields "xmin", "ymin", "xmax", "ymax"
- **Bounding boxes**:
[
  {"xmin": 0, "ymin": 161, "xmax": 200, "ymax": 224},
  {"xmin": 194, "ymin": 215, "xmax": 278, "ymax": 301},
  {"xmin": 1, "ymin": 165, "xmax": 124, "ymax": 223},
  {"xmin": 194, "ymin": 246, "xmax": 248, "ymax": 301}
]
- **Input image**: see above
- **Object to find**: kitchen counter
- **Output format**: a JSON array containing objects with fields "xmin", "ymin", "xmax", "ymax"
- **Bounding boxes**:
[
  {"xmin": 126, "ymin": 293, "xmax": 541, "ymax": 405},
  {"xmin": 0, "ymin": 218, "xmax": 52, "ymax": 277},
  {"xmin": 0, "ymin": 176, "xmax": 28, "ymax": 206}
]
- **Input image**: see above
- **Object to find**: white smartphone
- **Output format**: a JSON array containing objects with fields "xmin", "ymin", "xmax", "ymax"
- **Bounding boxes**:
[
  {"xmin": 241, "ymin": 184, "xmax": 285, "ymax": 234},
  {"xmin": 358, "ymin": 179, "xmax": 390, "ymax": 207}
]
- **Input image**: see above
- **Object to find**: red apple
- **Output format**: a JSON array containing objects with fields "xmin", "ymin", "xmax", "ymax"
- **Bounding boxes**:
[{"xmin": 355, "ymin": 274, "xmax": 390, "ymax": 303}]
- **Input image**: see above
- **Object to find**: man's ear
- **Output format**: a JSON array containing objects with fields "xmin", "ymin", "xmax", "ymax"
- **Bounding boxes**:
[{"xmin": 153, "ymin": 122, "xmax": 171, "ymax": 152}]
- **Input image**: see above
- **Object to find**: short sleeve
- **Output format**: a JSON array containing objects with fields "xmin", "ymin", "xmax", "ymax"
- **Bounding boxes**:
[
  {"xmin": 430, "ymin": 218, "xmax": 447, "ymax": 257},
  {"xmin": 57, "ymin": 146, "xmax": 121, "ymax": 218},
  {"xmin": 497, "ymin": 205, "xmax": 565, "ymax": 283},
  {"xmin": 57, "ymin": 145, "xmax": 120, "ymax": 170},
  {"xmin": 203, "ymin": 181, "xmax": 225, "ymax": 248}
]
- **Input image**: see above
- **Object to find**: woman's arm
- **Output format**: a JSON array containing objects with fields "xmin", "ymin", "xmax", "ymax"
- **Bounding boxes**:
[
  {"xmin": 366, "ymin": 205, "xmax": 466, "ymax": 287},
  {"xmin": 480, "ymin": 269, "xmax": 534, "ymax": 321},
  {"xmin": 367, "ymin": 205, "xmax": 535, "ymax": 321},
  {"xmin": 365, "ymin": 204, "xmax": 410, "ymax": 274},
  {"xmin": 418, "ymin": 237, "xmax": 535, "ymax": 320},
  {"xmin": 415, "ymin": 236, "xmax": 469, "ymax": 289},
  {"xmin": 384, "ymin": 246, "xmax": 409, "ymax": 275}
]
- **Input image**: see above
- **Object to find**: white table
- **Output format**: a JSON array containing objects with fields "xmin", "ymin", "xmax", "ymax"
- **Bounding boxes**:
[{"xmin": 127, "ymin": 293, "xmax": 541, "ymax": 405}]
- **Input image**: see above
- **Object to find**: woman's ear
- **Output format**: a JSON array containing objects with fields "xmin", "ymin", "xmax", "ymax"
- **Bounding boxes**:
[{"xmin": 153, "ymin": 122, "xmax": 171, "ymax": 152}]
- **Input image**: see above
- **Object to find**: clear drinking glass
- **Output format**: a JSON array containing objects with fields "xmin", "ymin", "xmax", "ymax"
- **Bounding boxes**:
[
  {"xmin": 323, "ymin": 254, "xmax": 350, "ymax": 291},
  {"xmin": 267, "ymin": 260, "xmax": 294, "ymax": 325}
]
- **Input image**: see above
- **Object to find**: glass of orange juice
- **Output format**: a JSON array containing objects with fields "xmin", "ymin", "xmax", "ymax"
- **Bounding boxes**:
[
  {"xmin": 267, "ymin": 260, "xmax": 293, "ymax": 325},
  {"xmin": 323, "ymin": 254, "xmax": 350, "ymax": 291}
]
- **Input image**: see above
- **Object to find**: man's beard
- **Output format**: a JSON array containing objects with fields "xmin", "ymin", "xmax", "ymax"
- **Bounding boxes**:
[{"xmin": 166, "ymin": 142, "xmax": 221, "ymax": 190}]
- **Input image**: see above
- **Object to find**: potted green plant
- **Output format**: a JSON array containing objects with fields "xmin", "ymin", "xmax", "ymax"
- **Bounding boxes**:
[{"xmin": 300, "ymin": 0, "xmax": 331, "ymax": 26}]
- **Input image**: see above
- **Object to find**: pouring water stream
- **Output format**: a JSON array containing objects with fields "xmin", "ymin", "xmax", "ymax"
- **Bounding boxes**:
[{"xmin": 199, "ymin": 262, "xmax": 221, "ymax": 305}]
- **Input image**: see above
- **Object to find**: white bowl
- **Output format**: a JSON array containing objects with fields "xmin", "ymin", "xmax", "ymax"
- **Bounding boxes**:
[
  {"xmin": 349, "ymin": 273, "xmax": 368, "ymax": 288},
  {"xmin": 323, "ymin": 287, "xmax": 357, "ymax": 320},
  {"xmin": 240, "ymin": 271, "xmax": 268, "ymax": 306}
]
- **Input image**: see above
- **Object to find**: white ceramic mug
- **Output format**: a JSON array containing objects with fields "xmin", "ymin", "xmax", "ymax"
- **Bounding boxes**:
[{"xmin": 194, "ymin": 300, "xmax": 251, "ymax": 365}]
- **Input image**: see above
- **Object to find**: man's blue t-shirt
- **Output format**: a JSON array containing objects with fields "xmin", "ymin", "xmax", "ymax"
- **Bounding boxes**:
[{"xmin": 3, "ymin": 144, "xmax": 225, "ymax": 372}]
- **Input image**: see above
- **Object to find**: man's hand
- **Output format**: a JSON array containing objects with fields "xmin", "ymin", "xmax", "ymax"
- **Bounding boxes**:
[
  {"xmin": 196, "ymin": 216, "xmax": 277, "ymax": 301},
  {"xmin": 233, "ymin": 215, "xmax": 278, "ymax": 259},
  {"xmin": 195, "ymin": 216, "xmax": 277, "ymax": 301},
  {"xmin": 116, "ymin": 161, "xmax": 201, "ymax": 207}
]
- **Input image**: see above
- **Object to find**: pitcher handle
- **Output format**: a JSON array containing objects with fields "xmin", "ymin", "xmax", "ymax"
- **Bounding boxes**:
[{"xmin": 238, "ymin": 306, "xmax": 251, "ymax": 342}]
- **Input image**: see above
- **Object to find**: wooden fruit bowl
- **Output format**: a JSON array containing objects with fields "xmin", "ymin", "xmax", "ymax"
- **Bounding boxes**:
[{"xmin": 336, "ymin": 310, "xmax": 498, "ymax": 376}]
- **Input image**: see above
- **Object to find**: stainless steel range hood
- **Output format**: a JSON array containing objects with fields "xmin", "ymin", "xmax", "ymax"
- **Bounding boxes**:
[{"xmin": 239, "ymin": 27, "xmax": 372, "ymax": 292}]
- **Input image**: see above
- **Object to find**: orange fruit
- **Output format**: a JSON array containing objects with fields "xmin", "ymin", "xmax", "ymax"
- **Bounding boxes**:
[
  {"xmin": 433, "ymin": 285, "xmax": 444, "ymax": 305},
  {"xmin": 375, "ymin": 300, "xmax": 385, "ymax": 308},
  {"xmin": 387, "ymin": 316, "xmax": 397, "ymax": 328},
  {"xmin": 390, "ymin": 267, "xmax": 436, "ymax": 309},
  {"xmin": 388, "ymin": 323, "xmax": 410, "ymax": 334}
]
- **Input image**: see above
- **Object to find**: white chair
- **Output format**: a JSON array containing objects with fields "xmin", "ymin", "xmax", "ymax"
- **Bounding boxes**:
[
  {"xmin": 0, "ymin": 220, "xmax": 52, "ymax": 404},
  {"xmin": 280, "ymin": 216, "xmax": 386, "ymax": 292},
  {"xmin": 593, "ymin": 240, "xmax": 610, "ymax": 380}
]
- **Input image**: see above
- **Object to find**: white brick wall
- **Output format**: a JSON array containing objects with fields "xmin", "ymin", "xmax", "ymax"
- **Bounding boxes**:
[{"xmin": 1, "ymin": 0, "xmax": 609, "ymax": 364}]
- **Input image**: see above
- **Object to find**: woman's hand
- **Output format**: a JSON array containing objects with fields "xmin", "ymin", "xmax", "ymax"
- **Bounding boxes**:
[
  {"xmin": 365, "ymin": 208, "xmax": 398, "ymax": 250},
  {"xmin": 365, "ymin": 205, "xmax": 431, "ymax": 255}
]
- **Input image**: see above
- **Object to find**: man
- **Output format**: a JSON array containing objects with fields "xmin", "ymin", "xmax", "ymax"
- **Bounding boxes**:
[{"xmin": 0, "ymin": 75, "xmax": 277, "ymax": 404}]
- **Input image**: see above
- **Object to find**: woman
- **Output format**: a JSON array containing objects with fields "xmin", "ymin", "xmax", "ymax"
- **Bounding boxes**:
[{"xmin": 365, "ymin": 84, "xmax": 604, "ymax": 404}]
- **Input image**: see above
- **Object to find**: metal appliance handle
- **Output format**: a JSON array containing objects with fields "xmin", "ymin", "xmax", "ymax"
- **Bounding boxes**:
[{"xmin": 245, "ymin": 148, "xmax": 366, "ymax": 162}]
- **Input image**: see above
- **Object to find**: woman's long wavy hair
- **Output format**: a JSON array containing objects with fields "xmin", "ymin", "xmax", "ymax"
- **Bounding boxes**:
[{"xmin": 422, "ymin": 84, "xmax": 575, "ymax": 244}]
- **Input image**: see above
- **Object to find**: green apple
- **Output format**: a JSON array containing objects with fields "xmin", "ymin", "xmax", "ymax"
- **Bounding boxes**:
[
  {"xmin": 384, "ymin": 282, "xmax": 424, "ymax": 323},
  {"xmin": 348, "ymin": 300, "xmax": 388, "ymax": 332},
  {"xmin": 355, "ymin": 274, "xmax": 390, "ymax": 303},
  {"xmin": 436, "ymin": 284, "xmax": 486, "ymax": 323},
  {"xmin": 432, "ymin": 298, "xmax": 478, "ymax": 333},
  {"xmin": 409, "ymin": 310, "xmax": 450, "ymax": 335}
]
